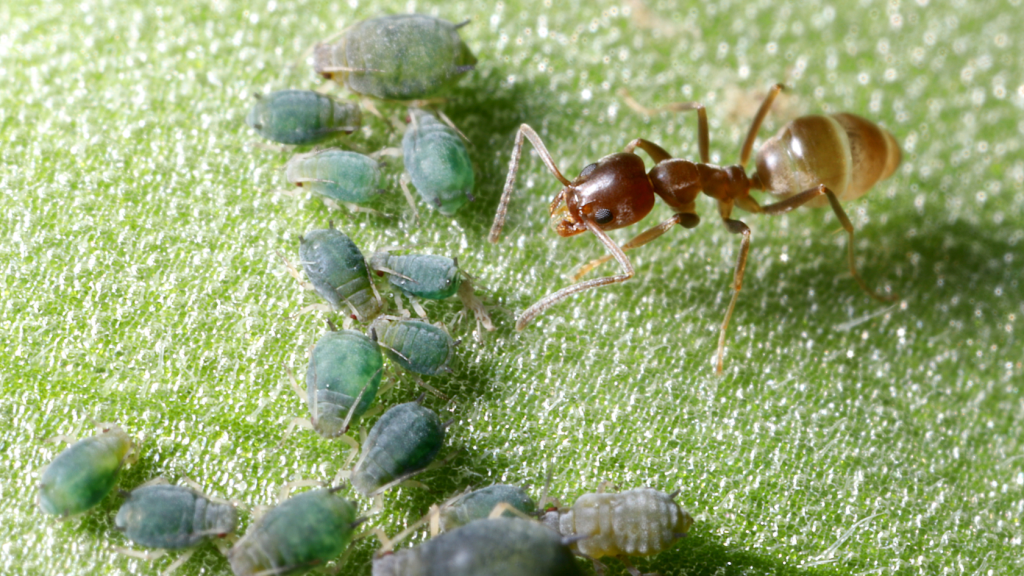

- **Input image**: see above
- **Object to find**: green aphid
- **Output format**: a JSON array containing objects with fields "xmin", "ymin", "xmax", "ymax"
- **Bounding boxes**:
[
  {"xmin": 370, "ymin": 317, "xmax": 455, "ymax": 376},
  {"xmin": 314, "ymin": 14, "xmax": 477, "ymax": 101},
  {"xmin": 246, "ymin": 90, "xmax": 361, "ymax": 145},
  {"xmin": 373, "ymin": 517, "xmax": 583, "ymax": 576},
  {"xmin": 402, "ymin": 109, "xmax": 475, "ymax": 215},
  {"xmin": 307, "ymin": 330, "xmax": 384, "ymax": 437},
  {"xmin": 369, "ymin": 251, "xmax": 461, "ymax": 301},
  {"xmin": 228, "ymin": 488, "xmax": 359, "ymax": 576},
  {"xmin": 286, "ymin": 149, "xmax": 383, "ymax": 205},
  {"xmin": 351, "ymin": 400, "xmax": 446, "ymax": 496},
  {"xmin": 299, "ymin": 225, "xmax": 381, "ymax": 321},
  {"xmin": 438, "ymin": 485, "xmax": 538, "ymax": 532},
  {"xmin": 38, "ymin": 425, "xmax": 134, "ymax": 518},
  {"xmin": 115, "ymin": 484, "xmax": 237, "ymax": 549}
]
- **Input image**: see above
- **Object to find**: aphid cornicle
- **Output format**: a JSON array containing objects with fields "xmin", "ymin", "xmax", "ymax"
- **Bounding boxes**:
[
  {"xmin": 437, "ymin": 484, "xmax": 538, "ymax": 532},
  {"xmin": 369, "ymin": 317, "xmax": 456, "ymax": 376},
  {"xmin": 402, "ymin": 108, "xmax": 475, "ymax": 215},
  {"xmin": 369, "ymin": 251, "xmax": 462, "ymax": 301},
  {"xmin": 38, "ymin": 425, "xmax": 133, "ymax": 518},
  {"xmin": 228, "ymin": 488, "xmax": 359, "ymax": 576},
  {"xmin": 306, "ymin": 329, "xmax": 384, "ymax": 437},
  {"xmin": 299, "ymin": 225, "xmax": 382, "ymax": 321},
  {"xmin": 489, "ymin": 84, "xmax": 900, "ymax": 374},
  {"xmin": 246, "ymin": 90, "xmax": 362, "ymax": 145},
  {"xmin": 373, "ymin": 517, "xmax": 583, "ymax": 576},
  {"xmin": 285, "ymin": 149, "xmax": 383, "ymax": 205},
  {"xmin": 314, "ymin": 14, "xmax": 477, "ymax": 101},
  {"xmin": 541, "ymin": 487, "xmax": 694, "ymax": 576},
  {"xmin": 350, "ymin": 399, "xmax": 446, "ymax": 496}
]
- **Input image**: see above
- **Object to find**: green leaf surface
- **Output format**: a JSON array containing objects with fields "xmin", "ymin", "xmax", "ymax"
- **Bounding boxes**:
[{"xmin": 2, "ymin": 0, "xmax": 1022, "ymax": 575}]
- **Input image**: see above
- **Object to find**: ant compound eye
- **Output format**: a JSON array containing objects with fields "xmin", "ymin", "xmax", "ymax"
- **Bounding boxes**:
[
  {"xmin": 594, "ymin": 208, "xmax": 614, "ymax": 225},
  {"xmin": 578, "ymin": 163, "xmax": 597, "ymax": 179}
]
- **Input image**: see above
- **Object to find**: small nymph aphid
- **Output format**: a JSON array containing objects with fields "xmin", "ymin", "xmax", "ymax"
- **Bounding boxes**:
[
  {"xmin": 38, "ymin": 424, "xmax": 135, "ymax": 518},
  {"xmin": 246, "ymin": 90, "xmax": 361, "ymax": 145},
  {"xmin": 402, "ymin": 108, "xmax": 475, "ymax": 215},
  {"xmin": 370, "ymin": 316, "xmax": 455, "ymax": 377},
  {"xmin": 435, "ymin": 484, "xmax": 538, "ymax": 532},
  {"xmin": 299, "ymin": 224, "xmax": 382, "ymax": 321}
]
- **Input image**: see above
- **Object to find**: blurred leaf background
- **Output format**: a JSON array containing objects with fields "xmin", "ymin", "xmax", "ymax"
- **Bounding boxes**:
[{"xmin": 1, "ymin": 0, "xmax": 1022, "ymax": 574}]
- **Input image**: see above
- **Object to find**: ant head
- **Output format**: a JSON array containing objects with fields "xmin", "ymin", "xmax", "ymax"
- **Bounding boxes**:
[{"xmin": 550, "ymin": 152, "xmax": 655, "ymax": 237}]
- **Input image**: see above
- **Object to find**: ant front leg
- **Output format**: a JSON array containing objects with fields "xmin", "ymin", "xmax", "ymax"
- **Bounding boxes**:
[{"xmin": 571, "ymin": 212, "xmax": 700, "ymax": 281}]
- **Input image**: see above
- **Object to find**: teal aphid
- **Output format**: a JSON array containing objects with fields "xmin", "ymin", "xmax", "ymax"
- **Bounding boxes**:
[
  {"xmin": 370, "ymin": 317, "xmax": 455, "ymax": 376},
  {"xmin": 286, "ymin": 149, "xmax": 382, "ymax": 205},
  {"xmin": 306, "ymin": 330, "xmax": 384, "ymax": 437},
  {"xmin": 115, "ymin": 484, "xmax": 237, "ymax": 549},
  {"xmin": 38, "ymin": 425, "xmax": 133, "ymax": 517},
  {"xmin": 246, "ymin": 90, "xmax": 361, "ymax": 145},
  {"xmin": 314, "ymin": 14, "xmax": 477, "ymax": 100},
  {"xmin": 402, "ymin": 109, "xmax": 475, "ymax": 215},
  {"xmin": 350, "ymin": 401, "xmax": 445, "ymax": 496},
  {"xmin": 372, "ymin": 517, "xmax": 583, "ymax": 576},
  {"xmin": 369, "ymin": 251, "xmax": 461, "ymax": 300},
  {"xmin": 439, "ymin": 484, "xmax": 538, "ymax": 532},
  {"xmin": 228, "ymin": 488, "xmax": 358, "ymax": 576},
  {"xmin": 299, "ymin": 226, "xmax": 381, "ymax": 321}
]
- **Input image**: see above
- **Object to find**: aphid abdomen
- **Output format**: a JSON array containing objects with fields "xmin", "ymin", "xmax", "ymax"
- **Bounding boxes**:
[
  {"xmin": 307, "ymin": 330, "xmax": 384, "ymax": 437},
  {"xmin": 403, "ymin": 110, "xmax": 474, "ymax": 215},
  {"xmin": 228, "ymin": 489, "xmax": 357, "ymax": 576},
  {"xmin": 563, "ymin": 489, "xmax": 694, "ymax": 559},
  {"xmin": 439, "ymin": 484, "xmax": 537, "ymax": 531},
  {"xmin": 115, "ymin": 485, "xmax": 237, "ymax": 549},
  {"xmin": 372, "ymin": 518, "xmax": 583, "ymax": 576},
  {"xmin": 316, "ymin": 15, "xmax": 477, "ymax": 100},
  {"xmin": 38, "ymin": 426, "xmax": 132, "ymax": 517},
  {"xmin": 246, "ymin": 90, "xmax": 361, "ymax": 145},
  {"xmin": 370, "ymin": 318, "xmax": 454, "ymax": 376},
  {"xmin": 385, "ymin": 254, "xmax": 462, "ymax": 300},
  {"xmin": 350, "ymin": 401, "xmax": 445, "ymax": 496},
  {"xmin": 286, "ymin": 149, "xmax": 381, "ymax": 204},
  {"xmin": 299, "ymin": 228, "xmax": 381, "ymax": 320},
  {"xmin": 754, "ymin": 114, "xmax": 853, "ymax": 208}
]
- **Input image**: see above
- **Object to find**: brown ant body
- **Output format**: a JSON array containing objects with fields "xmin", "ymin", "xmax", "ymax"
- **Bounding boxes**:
[{"xmin": 489, "ymin": 84, "xmax": 900, "ymax": 374}]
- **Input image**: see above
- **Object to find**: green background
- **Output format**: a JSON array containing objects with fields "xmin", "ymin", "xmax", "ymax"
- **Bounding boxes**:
[{"xmin": 2, "ymin": 0, "xmax": 1022, "ymax": 574}]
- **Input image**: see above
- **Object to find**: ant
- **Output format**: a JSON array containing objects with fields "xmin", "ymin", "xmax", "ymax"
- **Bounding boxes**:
[{"xmin": 489, "ymin": 84, "xmax": 900, "ymax": 374}]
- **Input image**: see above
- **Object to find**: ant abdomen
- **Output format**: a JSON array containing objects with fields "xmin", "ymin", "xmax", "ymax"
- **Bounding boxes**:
[{"xmin": 755, "ymin": 113, "xmax": 901, "ymax": 208}]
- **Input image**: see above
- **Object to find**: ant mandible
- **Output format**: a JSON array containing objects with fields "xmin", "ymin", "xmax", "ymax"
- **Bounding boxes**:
[{"xmin": 489, "ymin": 84, "xmax": 900, "ymax": 374}]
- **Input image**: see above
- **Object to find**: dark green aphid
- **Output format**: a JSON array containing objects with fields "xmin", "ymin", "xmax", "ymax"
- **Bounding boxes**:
[
  {"xmin": 299, "ymin": 225, "xmax": 381, "ymax": 321},
  {"xmin": 373, "ymin": 517, "xmax": 583, "ymax": 576},
  {"xmin": 228, "ymin": 488, "xmax": 358, "ymax": 576},
  {"xmin": 351, "ymin": 400, "xmax": 445, "ymax": 496},
  {"xmin": 402, "ymin": 109, "xmax": 474, "ymax": 215},
  {"xmin": 438, "ymin": 485, "xmax": 537, "ymax": 532},
  {"xmin": 370, "ymin": 317, "xmax": 455, "ymax": 376},
  {"xmin": 314, "ymin": 14, "xmax": 477, "ymax": 101},
  {"xmin": 246, "ymin": 90, "xmax": 361, "ymax": 145},
  {"xmin": 286, "ymin": 149, "xmax": 383, "ymax": 205},
  {"xmin": 369, "ymin": 251, "xmax": 461, "ymax": 301},
  {"xmin": 116, "ymin": 484, "xmax": 237, "ymax": 549},
  {"xmin": 38, "ymin": 425, "xmax": 133, "ymax": 518},
  {"xmin": 307, "ymin": 330, "xmax": 384, "ymax": 437}
]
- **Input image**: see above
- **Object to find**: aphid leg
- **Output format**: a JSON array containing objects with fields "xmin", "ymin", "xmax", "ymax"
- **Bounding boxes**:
[
  {"xmin": 322, "ymin": 197, "xmax": 391, "ymax": 219},
  {"xmin": 489, "ymin": 124, "xmax": 573, "ymax": 243},
  {"xmin": 414, "ymin": 377, "xmax": 450, "ymax": 401},
  {"xmin": 113, "ymin": 547, "xmax": 168, "ymax": 562},
  {"xmin": 363, "ymin": 527, "xmax": 397, "ymax": 555},
  {"xmin": 392, "ymin": 293, "xmax": 410, "ymax": 318},
  {"xmin": 457, "ymin": 276, "xmax": 496, "ymax": 333},
  {"xmin": 367, "ymin": 452, "xmax": 458, "ymax": 497},
  {"xmin": 619, "ymin": 556, "xmax": 657, "ymax": 576},
  {"xmin": 739, "ymin": 83, "xmax": 785, "ymax": 166},
  {"xmin": 433, "ymin": 109, "xmax": 472, "ymax": 145},
  {"xmin": 516, "ymin": 218, "xmax": 635, "ymax": 331},
  {"xmin": 429, "ymin": 504, "xmax": 442, "ymax": 537},
  {"xmin": 715, "ymin": 212, "xmax": 752, "ymax": 375},
  {"xmin": 596, "ymin": 480, "xmax": 619, "ymax": 493},
  {"xmin": 159, "ymin": 549, "xmax": 196, "ymax": 576},
  {"xmin": 280, "ymin": 252, "xmax": 315, "ymax": 291},
  {"xmin": 138, "ymin": 476, "xmax": 170, "ymax": 488},
  {"xmin": 277, "ymin": 479, "xmax": 325, "ymax": 503},
  {"xmin": 42, "ymin": 434, "xmax": 78, "ymax": 446},
  {"xmin": 571, "ymin": 212, "xmax": 700, "ymax": 281},
  {"xmin": 485, "ymin": 502, "xmax": 537, "ymax": 521},
  {"xmin": 409, "ymin": 296, "xmax": 428, "ymax": 319},
  {"xmin": 587, "ymin": 556, "xmax": 610, "ymax": 575},
  {"xmin": 368, "ymin": 493, "xmax": 386, "ymax": 515},
  {"xmin": 399, "ymin": 175, "xmax": 422, "ymax": 223}
]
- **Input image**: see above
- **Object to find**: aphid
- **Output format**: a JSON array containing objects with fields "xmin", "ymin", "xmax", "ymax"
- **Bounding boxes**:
[
  {"xmin": 115, "ymin": 482, "xmax": 237, "ymax": 573},
  {"xmin": 285, "ymin": 148, "xmax": 383, "ymax": 206},
  {"xmin": 228, "ymin": 487, "xmax": 359, "ymax": 576},
  {"xmin": 299, "ymin": 224, "xmax": 382, "ymax": 321},
  {"xmin": 402, "ymin": 108, "xmax": 475, "ymax": 215},
  {"xmin": 305, "ymin": 329, "xmax": 384, "ymax": 437},
  {"xmin": 246, "ymin": 90, "xmax": 362, "ymax": 145},
  {"xmin": 369, "ymin": 316, "xmax": 455, "ymax": 376},
  {"xmin": 541, "ymin": 487, "xmax": 694, "ymax": 576},
  {"xmin": 314, "ymin": 15, "xmax": 477, "ymax": 101},
  {"xmin": 368, "ymin": 251, "xmax": 462, "ymax": 301},
  {"xmin": 350, "ymin": 399, "xmax": 446, "ymax": 496},
  {"xmin": 489, "ymin": 84, "xmax": 899, "ymax": 374},
  {"xmin": 373, "ymin": 517, "xmax": 583, "ymax": 576},
  {"xmin": 436, "ymin": 484, "xmax": 537, "ymax": 532},
  {"xmin": 38, "ymin": 424, "xmax": 134, "ymax": 518}
]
